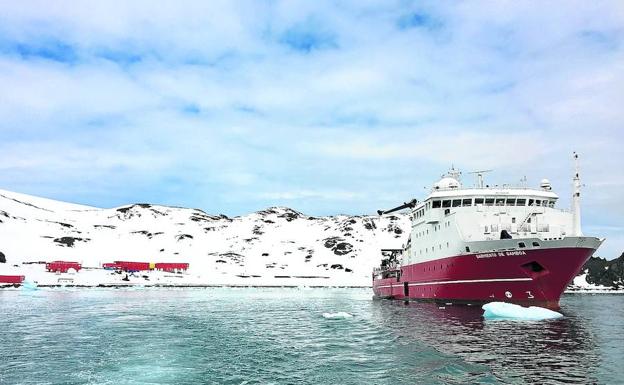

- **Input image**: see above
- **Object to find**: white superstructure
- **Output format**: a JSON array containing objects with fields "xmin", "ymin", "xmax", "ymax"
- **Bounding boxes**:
[{"xmin": 401, "ymin": 162, "xmax": 581, "ymax": 266}]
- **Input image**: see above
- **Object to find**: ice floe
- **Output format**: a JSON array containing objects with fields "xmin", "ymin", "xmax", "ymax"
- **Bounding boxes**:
[
  {"xmin": 21, "ymin": 280, "xmax": 39, "ymax": 291},
  {"xmin": 322, "ymin": 312, "xmax": 353, "ymax": 319},
  {"xmin": 482, "ymin": 302, "xmax": 563, "ymax": 321}
]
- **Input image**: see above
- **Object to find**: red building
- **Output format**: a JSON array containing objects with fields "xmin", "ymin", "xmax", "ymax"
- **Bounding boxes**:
[
  {"xmin": 103, "ymin": 261, "xmax": 151, "ymax": 272},
  {"xmin": 46, "ymin": 261, "xmax": 82, "ymax": 273},
  {"xmin": 0, "ymin": 275, "xmax": 25, "ymax": 284},
  {"xmin": 155, "ymin": 262, "xmax": 189, "ymax": 272}
]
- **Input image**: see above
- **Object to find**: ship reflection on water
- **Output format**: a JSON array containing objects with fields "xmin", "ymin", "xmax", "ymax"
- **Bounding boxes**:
[{"xmin": 372, "ymin": 296, "xmax": 601, "ymax": 384}]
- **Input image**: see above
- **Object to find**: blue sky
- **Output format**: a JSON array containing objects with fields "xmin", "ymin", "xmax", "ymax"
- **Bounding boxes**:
[{"xmin": 0, "ymin": 1, "xmax": 623, "ymax": 258}]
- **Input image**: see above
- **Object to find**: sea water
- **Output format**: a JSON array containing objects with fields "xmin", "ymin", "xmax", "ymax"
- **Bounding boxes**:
[{"xmin": 0, "ymin": 288, "xmax": 622, "ymax": 385}]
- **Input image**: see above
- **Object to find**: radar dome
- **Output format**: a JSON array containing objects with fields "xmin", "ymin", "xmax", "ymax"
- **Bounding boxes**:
[
  {"xmin": 540, "ymin": 178, "xmax": 552, "ymax": 191},
  {"xmin": 434, "ymin": 177, "xmax": 460, "ymax": 190}
]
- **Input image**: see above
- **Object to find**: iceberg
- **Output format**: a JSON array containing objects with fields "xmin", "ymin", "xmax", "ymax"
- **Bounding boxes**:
[
  {"xmin": 322, "ymin": 312, "xmax": 353, "ymax": 319},
  {"xmin": 21, "ymin": 280, "xmax": 39, "ymax": 291},
  {"xmin": 482, "ymin": 302, "xmax": 563, "ymax": 321}
]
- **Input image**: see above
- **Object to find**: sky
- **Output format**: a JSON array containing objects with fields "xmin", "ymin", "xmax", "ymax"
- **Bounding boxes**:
[{"xmin": 0, "ymin": 1, "xmax": 623, "ymax": 258}]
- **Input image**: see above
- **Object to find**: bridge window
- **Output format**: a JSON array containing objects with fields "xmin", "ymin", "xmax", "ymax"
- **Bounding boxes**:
[
  {"xmin": 518, "ymin": 242, "xmax": 526, "ymax": 248},
  {"xmin": 528, "ymin": 199, "xmax": 534, "ymax": 206},
  {"xmin": 462, "ymin": 198, "xmax": 472, "ymax": 206},
  {"xmin": 495, "ymin": 198, "xmax": 505, "ymax": 206},
  {"xmin": 506, "ymin": 198, "xmax": 516, "ymax": 206},
  {"xmin": 432, "ymin": 200, "xmax": 441, "ymax": 208},
  {"xmin": 541, "ymin": 200, "xmax": 547, "ymax": 207},
  {"xmin": 485, "ymin": 198, "xmax": 495, "ymax": 206},
  {"xmin": 474, "ymin": 198, "xmax": 484, "ymax": 205},
  {"xmin": 516, "ymin": 199, "xmax": 526, "ymax": 206},
  {"xmin": 548, "ymin": 201, "xmax": 555, "ymax": 208},
  {"xmin": 442, "ymin": 200, "xmax": 451, "ymax": 208},
  {"xmin": 452, "ymin": 199, "xmax": 461, "ymax": 207}
]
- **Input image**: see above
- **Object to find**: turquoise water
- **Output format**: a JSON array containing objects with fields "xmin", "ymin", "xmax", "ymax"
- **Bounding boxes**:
[{"xmin": 1, "ymin": 288, "xmax": 622, "ymax": 385}]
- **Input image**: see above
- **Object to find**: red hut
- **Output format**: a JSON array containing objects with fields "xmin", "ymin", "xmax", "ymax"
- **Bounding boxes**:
[
  {"xmin": 155, "ymin": 262, "xmax": 189, "ymax": 273},
  {"xmin": 46, "ymin": 261, "xmax": 82, "ymax": 273},
  {"xmin": 102, "ymin": 262, "xmax": 121, "ymax": 270},
  {"xmin": 0, "ymin": 275, "xmax": 25, "ymax": 284},
  {"xmin": 104, "ymin": 261, "xmax": 151, "ymax": 272}
]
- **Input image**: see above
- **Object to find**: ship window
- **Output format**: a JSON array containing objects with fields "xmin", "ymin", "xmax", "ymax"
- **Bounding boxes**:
[
  {"xmin": 485, "ymin": 198, "xmax": 495, "ymax": 206},
  {"xmin": 442, "ymin": 200, "xmax": 451, "ymax": 208},
  {"xmin": 465, "ymin": 246, "xmax": 470, "ymax": 252},
  {"xmin": 512, "ymin": 217, "xmax": 516, "ymax": 223},
  {"xmin": 495, "ymin": 198, "xmax": 505, "ymax": 206},
  {"xmin": 516, "ymin": 199, "xmax": 526, "ymax": 206},
  {"xmin": 548, "ymin": 201, "xmax": 555, "ymax": 208},
  {"xmin": 506, "ymin": 198, "xmax": 516, "ymax": 206},
  {"xmin": 462, "ymin": 198, "xmax": 472, "ymax": 206},
  {"xmin": 535, "ymin": 199, "xmax": 541, "ymax": 206},
  {"xmin": 528, "ymin": 199, "xmax": 534, "ymax": 206},
  {"xmin": 432, "ymin": 200, "xmax": 441, "ymax": 208},
  {"xmin": 518, "ymin": 242, "xmax": 526, "ymax": 248},
  {"xmin": 452, "ymin": 199, "xmax": 461, "ymax": 207},
  {"xmin": 532, "ymin": 242, "xmax": 540, "ymax": 247},
  {"xmin": 541, "ymin": 200, "xmax": 547, "ymax": 207},
  {"xmin": 474, "ymin": 198, "xmax": 484, "ymax": 205}
]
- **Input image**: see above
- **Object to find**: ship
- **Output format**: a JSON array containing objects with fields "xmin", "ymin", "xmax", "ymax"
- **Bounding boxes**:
[{"xmin": 372, "ymin": 153, "xmax": 603, "ymax": 309}]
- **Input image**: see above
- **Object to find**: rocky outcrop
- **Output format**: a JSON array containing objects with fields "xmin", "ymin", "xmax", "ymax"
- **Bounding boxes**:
[{"xmin": 580, "ymin": 253, "xmax": 624, "ymax": 289}]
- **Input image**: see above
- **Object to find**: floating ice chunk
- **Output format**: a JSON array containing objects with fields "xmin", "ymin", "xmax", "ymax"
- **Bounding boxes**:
[
  {"xmin": 21, "ymin": 281, "xmax": 39, "ymax": 291},
  {"xmin": 482, "ymin": 302, "xmax": 563, "ymax": 321},
  {"xmin": 322, "ymin": 312, "xmax": 353, "ymax": 319}
]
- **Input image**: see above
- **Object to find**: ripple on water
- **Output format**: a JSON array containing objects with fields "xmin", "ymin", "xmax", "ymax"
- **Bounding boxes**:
[{"xmin": 0, "ymin": 289, "xmax": 621, "ymax": 384}]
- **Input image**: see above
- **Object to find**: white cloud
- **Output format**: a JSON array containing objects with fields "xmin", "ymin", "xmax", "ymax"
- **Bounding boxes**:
[{"xmin": 0, "ymin": 1, "xmax": 621, "ymax": 251}]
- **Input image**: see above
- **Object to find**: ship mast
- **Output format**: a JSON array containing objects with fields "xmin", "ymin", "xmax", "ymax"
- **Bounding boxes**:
[
  {"xmin": 467, "ymin": 169, "xmax": 493, "ymax": 188},
  {"xmin": 572, "ymin": 152, "xmax": 582, "ymax": 236}
]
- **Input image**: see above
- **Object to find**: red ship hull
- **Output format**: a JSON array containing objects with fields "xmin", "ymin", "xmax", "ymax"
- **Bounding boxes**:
[{"xmin": 372, "ymin": 247, "xmax": 595, "ymax": 309}]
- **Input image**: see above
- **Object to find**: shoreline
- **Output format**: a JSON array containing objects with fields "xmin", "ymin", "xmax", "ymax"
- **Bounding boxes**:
[{"xmin": 2, "ymin": 283, "xmax": 623, "ymax": 294}]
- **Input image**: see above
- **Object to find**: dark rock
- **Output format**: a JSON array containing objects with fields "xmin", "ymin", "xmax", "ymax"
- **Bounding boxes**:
[
  {"xmin": 53, "ymin": 237, "xmax": 90, "ymax": 247},
  {"xmin": 333, "ymin": 242, "xmax": 354, "ymax": 256},
  {"xmin": 252, "ymin": 225, "xmax": 264, "ymax": 235},
  {"xmin": 581, "ymin": 253, "xmax": 624, "ymax": 289},
  {"xmin": 324, "ymin": 237, "xmax": 341, "ymax": 249},
  {"xmin": 363, "ymin": 219, "xmax": 376, "ymax": 230}
]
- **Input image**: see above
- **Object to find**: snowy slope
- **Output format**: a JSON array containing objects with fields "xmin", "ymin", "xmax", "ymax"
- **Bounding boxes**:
[{"xmin": 0, "ymin": 189, "xmax": 408, "ymax": 287}]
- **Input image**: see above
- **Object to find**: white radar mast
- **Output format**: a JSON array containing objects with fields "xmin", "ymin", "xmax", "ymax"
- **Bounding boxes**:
[
  {"xmin": 467, "ymin": 169, "xmax": 493, "ymax": 188},
  {"xmin": 572, "ymin": 152, "xmax": 582, "ymax": 236}
]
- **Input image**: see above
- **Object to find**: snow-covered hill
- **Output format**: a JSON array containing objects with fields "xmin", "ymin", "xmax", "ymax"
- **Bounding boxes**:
[{"xmin": 0, "ymin": 189, "xmax": 408, "ymax": 287}]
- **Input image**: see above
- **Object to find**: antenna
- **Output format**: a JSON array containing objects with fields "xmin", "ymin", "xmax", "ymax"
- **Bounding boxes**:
[
  {"xmin": 467, "ymin": 169, "xmax": 493, "ymax": 188},
  {"xmin": 447, "ymin": 166, "xmax": 462, "ymax": 181},
  {"xmin": 572, "ymin": 152, "xmax": 582, "ymax": 236},
  {"xmin": 520, "ymin": 175, "xmax": 528, "ymax": 188}
]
